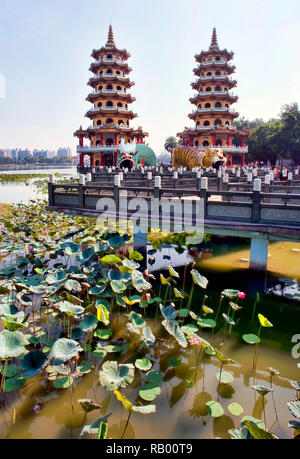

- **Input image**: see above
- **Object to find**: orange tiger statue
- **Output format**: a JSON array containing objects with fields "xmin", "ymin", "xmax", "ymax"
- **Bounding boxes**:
[{"xmin": 169, "ymin": 146, "xmax": 227, "ymax": 170}]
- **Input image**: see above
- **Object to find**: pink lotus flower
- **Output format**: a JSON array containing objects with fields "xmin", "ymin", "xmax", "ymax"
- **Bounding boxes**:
[
  {"xmin": 0, "ymin": 205, "xmax": 4, "ymax": 209},
  {"xmin": 189, "ymin": 335, "xmax": 202, "ymax": 346},
  {"xmin": 28, "ymin": 246, "xmax": 34, "ymax": 252},
  {"xmin": 42, "ymin": 230, "xmax": 46, "ymax": 234},
  {"xmin": 238, "ymin": 292, "xmax": 246, "ymax": 299}
]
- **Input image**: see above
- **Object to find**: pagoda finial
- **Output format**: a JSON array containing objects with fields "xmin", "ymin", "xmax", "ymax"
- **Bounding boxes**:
[
  {"xmin": 210, "ymin": 27, "xmax": 218, "ymax": 49},
  {"xmin": 106, "ymin": 24, "xmax": 115, "ymax": 46}
]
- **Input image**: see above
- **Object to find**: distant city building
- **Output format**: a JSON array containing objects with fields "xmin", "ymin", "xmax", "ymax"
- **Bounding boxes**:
[
  {"xmin": 57, "ymin": 147, "xmax": 72, "ymax": 158},
  {"xmin": 0, "ymin": 149, "xmax": 10, "ymax": 158},
  {"xmin": 17, "ymin": 149, "xmax": 32, "ymax": 160}
]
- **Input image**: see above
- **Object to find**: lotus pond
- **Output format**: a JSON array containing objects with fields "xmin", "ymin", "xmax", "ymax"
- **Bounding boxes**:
[{"xmin": 0, "ymin": 200, "xmax": 299, "ymax": 440}]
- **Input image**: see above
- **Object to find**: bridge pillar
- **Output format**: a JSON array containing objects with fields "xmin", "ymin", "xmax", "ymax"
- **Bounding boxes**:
[{"xmin": 249, "ymin": 237, "xmax": 268, "ymax": 272}]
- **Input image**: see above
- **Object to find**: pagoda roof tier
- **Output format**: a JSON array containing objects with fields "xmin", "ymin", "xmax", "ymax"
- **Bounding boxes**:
[
  {"xmin": 74, "ymin": 125, "xmax": 148, "ymax": 138},
  {"xmin": 191, "ymin": 77, "xmax": 237, "ymax": 91},
  {"xmin": 91, "ymin": 47, "xmax": 130, "ymax": 61},
  {"xmin": 188, "ymin": 108, "xmax": 239, "ymax": 120},
  {"xmin": 88, "ymin": 74, "xmax": 134, "ymax": 88},
  {"xmin": 194, "ymin": 62, "xmax": 236, "ymax": 76},
  {"xmin": 89, "ymin": 60, "xmax": 132, "ymax": 74},
  {"xmin": 195, "ymin": 49, "xmax": 234, "ymax": 62},
  {"xmin": 85, "ymin": 107, "xmax": 138, "ymax": 120},
  {"xmin": 190, "ymin": 92, "xmax": 238, "ymax": 105},
  {"xmin": 86, "ymin": 90, "xmax": 136, "ymax": 103},
  {"xmin": 177, "ymin": 126, "xmax": 238, "ymax": 137}
]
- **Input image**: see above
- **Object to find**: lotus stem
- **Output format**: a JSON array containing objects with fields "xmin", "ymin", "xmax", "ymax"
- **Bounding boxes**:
[
  {"xmin": 212, "ymin": 295, "xmax": 224, "ymax": 335},
  {"xmin": 217, "ymin": 362, "xmax": 224, "ymax": 402},
  {"xmin": 121, "ymin": 411, "xmax": 131, "ymax": 439},
  {"xmin": 1, "ymin": 359, "xmax": 8, "ymax": 393}
]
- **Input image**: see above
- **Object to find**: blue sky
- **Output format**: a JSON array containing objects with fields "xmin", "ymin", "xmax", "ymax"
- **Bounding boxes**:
[{"xmin": 0, "ymin": 0, "xmax": 300, "ymax": 154}]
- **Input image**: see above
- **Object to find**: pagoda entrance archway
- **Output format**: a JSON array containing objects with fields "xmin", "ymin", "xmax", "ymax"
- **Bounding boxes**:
[{"xmin": 103, "ymin": 153, "xmax": 113, "ymax": 166}]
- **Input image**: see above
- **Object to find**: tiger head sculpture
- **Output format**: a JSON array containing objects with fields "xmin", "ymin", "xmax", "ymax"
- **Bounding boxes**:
[{"xmin": 207, "ymin": 148, "xmax": 227, "ymax": 169}]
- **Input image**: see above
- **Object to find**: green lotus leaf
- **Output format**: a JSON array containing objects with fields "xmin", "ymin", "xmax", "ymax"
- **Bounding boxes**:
[
  {"xmin": 122, "ymin": 259, "xmax": 140, "ymax": 271},
  {"xmin": 80, "ymin": 414, "xmax": 111, "ymax": 438},
  {"xmin": 96, "ymin": 301, "xmax": 110, "ymax": 327},
  {"xmin": 53, "ymin": 375, "xmax": 73, "ymax": 389},
  {"xmin": 135, "ymin": 358, "xmax": 152, "ymax": 371},
  {"xmin": 287, "ymin": 400, "xmax": 300, "ymax": 419},
  {"xmin": 162, "ymin": 320, "xmax": 187, "ymax": 348},
  {"xmin": 146, "ymin": 370, "xmax": 163, "ymax": 384},
  {"xmin": 100, "ymin": 254, "xmax": 122, "ymax": 266},
  {"xmin": 127, "ymin": 322, "xmax": 142, "ymax": 336},
  {"xmin": 22, "ymin": 350, "xmax": 48, "ymax": 378},
  {"xmin": 289, "ymin": 420, "xmax": 300, "ymax": 429},
  {"xmin": 64, "ymin": 279, "xmax": 82, "ymax": 293},
  {"xmin": 77, "ymin": 360, "xmax": 94, "ymax": 375},
  {"xmin": 0, "ymin": 364, "xmax": 21, "ymax": 378},
  {"xmin": 228, "ymin": 402, "xmax": 244, "ymax": 416},
  {"xmin": 181, "ymin": 324, "xmax": 199, "ymax": 335},
  {"xmin": 132, "ymin": 404, "xmax": 156, "ymax": 414},
  {"xmin": 174, "ymin": 289, "xmax": 185, "ymax": 299},
  {"xmin": 1, "ymin": 316, "xmax": 28, "ymax": 331},
  {"xmin": 168, "ymin": 266, "xmax": 179, "ymax": 278},
  {"xmin": 142, "ymin": 327, "xmax": 155, "ymax": 346},
  {"xmin": 221, "ymin": 289, "xmax": 240, "ymax": 298},
  {"xmin": 4, "ymin": 376, "xmax": 26, "ymax": 392},
  {"xmin": 49, "ymin": 338, "xmax": 82, "ymax": 364},
  {"xmin": 78, "ymin": 248, "xmax": 94, "ymax": 264},
  {"xmin": 202, "ymin": 305, "xmax": 214, "ymax": 314},
  {"xmin": 290, "ymin": 381, "xmax": 300, "ymax": 391},
  {"xmin": 94, "ymin": 329, "xmax": 113, "ymax": 340},
  {"xmin": 129, "ymin": 312, "xmax": 146, "ymax": 329},
  {"xmin": 110, "ymin": 280, "xmax": 126, "ymax": 294},
  {"xmin": 0, "ymin": 330, "xmax": 25, "ymax": 359},
  {"xmin": 216, "ymin": 370, "xmax": 234, "ymax": 384},
  {"xmin": 229, "ymin": 302, "xmax": 243, "ymax": 311},
  {"xmin": 252, "ymin": 385, "xmax": 273, "ymax": 397},
  {"xmin": 79, "ymin": 313, "xmax": 98, "ymax": 332},
  {"xmin": 108, "ymin": 235, "xmax": 124, "ymax": 247},
  {"xmin": 0, "ymin": 303, "xmax": 24, "ymax": 319},
  {"xmin": 222, "ymin": 313, "xmax": 235, "ymax": 325},
  {"xmin": 241, "ymin": 416, "xmax": 265, "ymax": 430},
  {"xmin": 228, "ymin": 427, "xmax": 249, "ymax": 439},
  {"xmin": 56, "ymin": 301, "xmax": 84, "ymax": 316},
  {"xmin": 160, "ymin": 274, "xmax": 170, "ymax": 286},
  {"xmin": 99, "ymin": 361, "xmax": 135, "ymax": 391},
  {"xmin": 258, "ymin": 313, "xmax": 273, "ymax": 328},
  {"xmin": 167, "ymin": 357, "xmax": 181, "ymax": 367},
  {"xmin": 160, "ymin": 304, "xmax": 177, "ymax": 321},
  {"xmin": 244, "ymin": 420, "xmax": 278, "ymax": 439},
  {"xmin": 198, "ymin": 318, "xmax": 216, "ymax": 328},
  {"xmin": 242, "ymin": 333, "xmax": 261, "ymax": 344},
  {"xmin": 92, "ymin": 348, "xmax": 107, "ymax": 358},
  {"xmin": 78, "ymin": 398, "xmax": 101, "ymax": 413},
  {"xmin": 215, "ymin": 349, "xmax": 237, "ymax": 366},
  {"xmin": 139, "ymin": 383, "xmax": 161, "ymax": 401},
  {"xmin": 206, "ymin": 400, "xmax": 224, "ymax": 417},
  {"xmin": 108, "ymin": 270, "xmax": 122, "ymax": 281},
  {"xmin": 132, "ymin": 270, "xmax": 151, "ymax": 293},
  {"xmin": 178, "ymin": 308, "xmax": 189, "ymax": 318},
  {"xmin": 191, "ymin": 269, "xmax": 208, "ymax": 289},
  {"xmin": 129, "ymin": 250, "xmax": 144, "ymax": 261},
  {"xmin": 89, "ymin": 285, "xmax": 107, "ymax": 296},
  {"xmin": 64, "ymin": 243, "xmax": 81, "ymax": 256},
  {"xmin": 46, "ymin": 271, "xmax": 68, "ymax": 285}
]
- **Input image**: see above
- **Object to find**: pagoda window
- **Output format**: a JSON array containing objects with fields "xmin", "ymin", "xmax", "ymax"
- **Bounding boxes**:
[
  {"xmin": 106, "ymin": 138, "xmax": 114, "ymax": 146},
  {"xmin": 118, "ymin": 120, "xmax": 124, "ymax": 125},
  {"xmin": 116, "ymin": 85, "xmax": 122, "ymax": 90},
  {"xmin": 215, "ymin": 85, "xmax": 222, "ymax": 91},
  {"xmin": 215, "ymin": 71, "xmax": 221, "ymax": 76},
  {"xmin": 202, "ymin": 141, "xmax": 209, "ymax": 146},
  {"xmin": 106, "ymin": 101, "xmax": 113, "ymax": 107},
  {"xmin": 224, "ymin": 87, "xmax": 228, "ymax": 92},
  {"xmin": 197, "ymin": 104, "xmax": 202, "ymax": 109},
  {"xmin": 107, "ymin": 54, "xmax": 112, "ymax": 58},
  {"xmin": 125, "ymin": 104, "xmax": 128, "ymax": 109},
  {"xmin": 205, "ymin": 103, "xmax": 211, "ymax": 108},
  {"xmin": 96, "ymin": 120, "xmax": 102, "ymax": 125},
  {"xmin": 196, "ymin": 121, "xmax": 200, "ymax": 127},
  {"xmin": 214, "ymin": 119, "xmax": 222, "ymax": 126},
  {"xmin": 215, "ymin": 56, "xmax": 220, "ymax": 61},
  {"xmin": 207, "ymin": 72, "xmax": 212, "ymax": 76},
  {"xmin": 98, "ymin": 86, "xmax": 103, "ymax": 90},
  {"xmin": 126, "ymin": 120, "xmax": 129, "ymax": 126},
  {"xmin": 216, "ymin": 139, "xmax": 222, "ymax": 146},
  {"xmin": 204, "ymin": 120, "xmax": 210, "ymax": 126},
  {"xmin": 206, "ymin": 87, "xmax": 211, "ymax": 92},
  {"xmin": 97, "ymin": 102, "xmax": 102, "ymax": 107},
  {"xmin": 117, "ymin": 102, "xmax": 123, "ymax": 107},
  {"xmin": 215, "ymin": 102, "xmax": 222, "ymax": 107},
  {"xmin": 225, "ymin": 121, "xmax": 230, "ymax": 126},
  {"xmin": 96, "ymin": 140, "xmax": 101, "ymax": 146},
  {"xmin": 223, "ymin": 72, "xmax": 227, "ymax": 76},
  {"xmin": 106, "ymin": 84, "xmax": 113, "ymax": 89},
  {"xmin": 106, "ymin": 118, "xmax": 114, "ymax": 124},
  {"xmin": 116, "ymin": 70, "xmax": 120, "ymax": 75},
  {"xmin": 107, "ymin": 69, "xmax": 113, "ymax": 74},
  {"xmin": 99, "ymin": 71, "xmax": 103, "ymax": 75},
  {"xmin": 225, "ymin": 104, "xmax": 229, "ymax": 108},
  {"xmin": 195, "ymin": 140, "xmax": 199, "ymax": 146}
]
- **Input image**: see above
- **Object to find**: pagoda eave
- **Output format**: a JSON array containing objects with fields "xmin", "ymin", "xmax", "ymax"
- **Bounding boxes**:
[
  {"xmin": 190, "ymin": 95, "xmax": 238, "ymax": 105},
  {"xmin": 87, "ymin": 77, "xmax": 134, "ymax": 88},
  {"xmin": 188, "ymin": 111, "xmax": 239, "ymax": 121},
  {"xmin": 85, "ymin": 110, "xmax": 138, "ymax": 119},
  {"xmin": 91, "ymin": 47, "xmax": 130, "ymax": 60},
  {"xmin": 195, "ymin": 49, "xmax": 234, "ymax": 62},
  {"xmin": 86, "ymin": 93, "xmax": 136, "ymax": 104},
  {"xmin": 89, "ymin": 63, "xmax": 132, "ymax": 74},
  {"xmin": 194, "ymin": 65, "xmax": 236, "ymax": 76}
]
